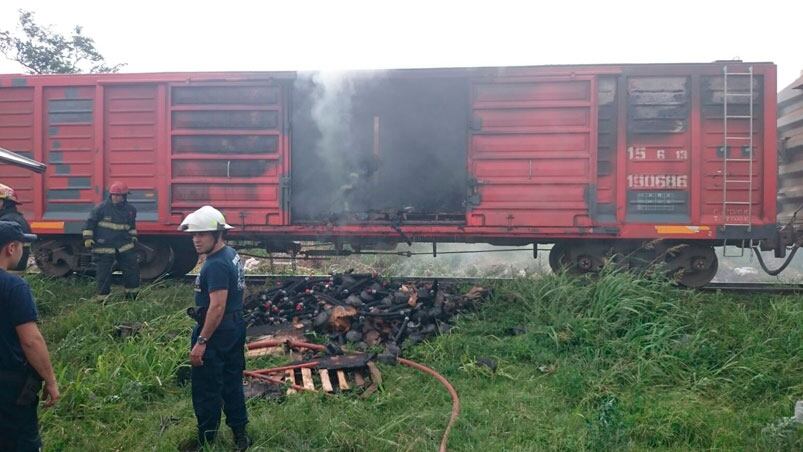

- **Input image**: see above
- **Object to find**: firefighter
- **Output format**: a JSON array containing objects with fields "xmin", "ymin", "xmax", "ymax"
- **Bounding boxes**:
[
  {"xmin": 0, "ymin": 184, "xmax": 32, "ymax": 271},
  {"xmin": 82, "ymin": 182, "xmax": 140, "ymax": 300},
  {"xmin": 179, "ymin": 205, "xmax": 250, "ymax": 451},
  {"xmin": 0, "ymin": 221, "xmax": 60, "ymax": 451}
]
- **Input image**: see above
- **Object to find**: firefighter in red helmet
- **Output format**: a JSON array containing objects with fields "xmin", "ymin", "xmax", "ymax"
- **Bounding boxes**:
[
  {"xmin": 0, "ymin": 184, "xmax": 32, "ymax": 271},
  {"xmin": 82, "ymin": 182, "xmax": 139, "ymax": 300}
]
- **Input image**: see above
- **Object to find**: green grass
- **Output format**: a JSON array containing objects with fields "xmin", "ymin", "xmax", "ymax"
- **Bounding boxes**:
[{"xmin": 24, "ymin": 269, "xmax": 803, "ymax": 451}]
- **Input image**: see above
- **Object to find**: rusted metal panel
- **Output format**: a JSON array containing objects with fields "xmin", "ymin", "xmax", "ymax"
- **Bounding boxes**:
[
  {"xmin": 169, "ymin": 81, "xmax": 286, "ymax": 226},
  {"xmin": 171, "ymin": 135, "xmax": 279, "ymax": 154},
  {"xmin": 104, "ymin": 85, "xmax": 160, "ymax": 220},
  {"xmin": 0, "ymin": 88, "xmax": 36, "ymax": 213},
  {"xmin": 48, "ymin": 99, "xmax": 93, "ymax": 124},
  {"xmin": 42, "ymin": 86, "xmax": 96, "ymax": 220},
  {"xmin": 172, "ymin": 85, "xmax": 279, "ymax": 105},
  {"xmin": 596, "ymin": 76, "xmax": 618, "ymax": 223},
  {"xmin": 699, "ymin": 70, "xmax": 766, "ymax": 226},
  {"xmin": 627, "ymin": 77, "xmax": 689, "ymax": 134},
  {"xmin": 172, "ymin": 110, "xmax": 278, "ymax": 129},
  {"xmin": 625, "ymin": 77, "xmax": 691, "ymax": 222},
  {"xmin": 468, "ymin": 77, "xmax": 595, "ymax": 228},
  {"xmin": 778, "ymin": 72, "xmax": 803, "ymax": 224},
  {"xmin": 172, "ymin": 159, "xmax": 278, "ymax": 178}
]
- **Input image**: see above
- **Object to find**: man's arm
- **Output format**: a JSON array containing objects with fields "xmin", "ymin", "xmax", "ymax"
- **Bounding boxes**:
[
  {"xmin": 189, "ymin": 289, "xmax": 227, "ymax": 367},
  {"xmin": 128, "ymin": 205, "xmax": 138, "ymax": 243},
  {"xmin": 16, "ymin": 322, "xmax": 59, "ymax": 406},
  {"xmin": 200, "ymin": 289, "xmax": 227, "ymax": 339},
  {"xmin": 82, "ymin": 205, "xmax": 101, "ymax": 246}
]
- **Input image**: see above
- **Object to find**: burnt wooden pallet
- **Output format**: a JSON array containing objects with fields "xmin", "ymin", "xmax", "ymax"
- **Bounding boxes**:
[{"xmin": 280, "ymin": 366, "xmax": 377, "ymax": 394}]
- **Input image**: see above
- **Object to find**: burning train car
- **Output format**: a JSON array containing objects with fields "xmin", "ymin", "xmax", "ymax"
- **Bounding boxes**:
[{"xmin": 0, "ymin": 61, "xmax": 797, "ymax": 286}]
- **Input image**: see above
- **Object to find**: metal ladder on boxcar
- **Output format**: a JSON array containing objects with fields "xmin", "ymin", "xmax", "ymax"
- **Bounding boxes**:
[{"xmin": 721, "ymin": 65, "xmax": 755, "ymax": 257}]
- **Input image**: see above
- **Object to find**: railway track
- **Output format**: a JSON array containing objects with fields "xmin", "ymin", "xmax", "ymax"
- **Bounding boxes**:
[
  {"xmin": 701, "ymin": 282, "xmax": 803, "ymax": 294},
  {"xmin": 180, "ymin": 274, "xmax": 803, "ymax": 294}
]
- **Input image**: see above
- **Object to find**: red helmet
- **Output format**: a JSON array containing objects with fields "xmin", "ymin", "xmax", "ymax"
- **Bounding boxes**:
[
  {"xmin": 109, "ymin": 181, "xmax": 129, "ymax": 195},
  {"xmin": 0, "ymin": 184, "xmax": 20, "ymax": 204}
]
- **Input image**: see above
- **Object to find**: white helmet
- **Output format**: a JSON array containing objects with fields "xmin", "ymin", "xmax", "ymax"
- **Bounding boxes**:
[{"xmin": 178, "ymin": 205, "xmax": 234, "ymax": 232}]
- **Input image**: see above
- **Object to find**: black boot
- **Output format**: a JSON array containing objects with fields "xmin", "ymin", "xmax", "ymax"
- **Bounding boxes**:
[
  {"xmin": 185, "ymin": 429, "xmax": 215, "ymax": 451},
  {"xmin": 178, "ymin": 437, "xmax": 206, "ymax": 452},
  {"xmin": 231, "ymin": 426, "xmax": 251, "ymax": 451}
]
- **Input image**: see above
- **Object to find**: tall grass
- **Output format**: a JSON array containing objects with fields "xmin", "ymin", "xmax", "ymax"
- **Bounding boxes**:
[{"xmin": 22, "ymin": 269, "xmax": 803, "ymax": 450}]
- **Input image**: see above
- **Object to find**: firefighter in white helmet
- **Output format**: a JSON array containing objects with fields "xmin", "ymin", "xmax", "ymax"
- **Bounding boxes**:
[{"xmin": 179, "ymin": 206, "xmax": 250, "ymax": 450}]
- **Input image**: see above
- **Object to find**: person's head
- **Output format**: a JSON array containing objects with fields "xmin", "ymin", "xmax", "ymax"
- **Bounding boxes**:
[
  {"xmin": 108, "ymin": 181, "xmax": 129, "ymax": 205},
  {"xmin": 190, "ymin": 230, "xmax": 225, "ymax": 255},
  {"xmin": 178, "ymin": 206, "xmax": 234, "ymax": 255},
  {"xmin": 0, "ymin": 184, "xmax": 21, "ymax": 209},
  {"xmin": 0, "ymin": 221, "xmax": 36, "ymax": 270}
]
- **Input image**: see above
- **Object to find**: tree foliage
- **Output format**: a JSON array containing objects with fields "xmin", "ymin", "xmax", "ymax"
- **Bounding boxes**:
[{"xmin": 0, "ymin": 10, "xmax": 124, "ymax": 74}]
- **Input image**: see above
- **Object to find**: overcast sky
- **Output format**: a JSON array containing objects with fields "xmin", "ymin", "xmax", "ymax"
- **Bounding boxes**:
[{"xmin": 0, "ymin": 0, "xmax": 800, "ymax": 90}]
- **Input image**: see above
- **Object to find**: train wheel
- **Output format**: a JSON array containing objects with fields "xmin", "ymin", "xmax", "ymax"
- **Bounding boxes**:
[
  {"xmin": 548, "ymin": 243, "xmax": 568, "ymax": 272},
  {"xmin": 136, "ymin": 241, "xmax": 175, "ymax": 280},
  {"xmin": 570, "ymin": 244, "xmax": 607, "ymax": 275},
  {"xmin": 666, "ymin": 244, "xmax": 718, "ymax": 288},
  {"xmin": 13, "ymin": 246, "xmax": 31, "ymax": 271},
  {"xmin": 549, "ymin": 243, "xmax": 606, "ymax": 275},
  {"xmin": 33, "ymin": 240, "xmax": 78, "ymax": 277},
  {"xmin": 167, "ymin": 238, "xmax": 199, "ymax": 276}
]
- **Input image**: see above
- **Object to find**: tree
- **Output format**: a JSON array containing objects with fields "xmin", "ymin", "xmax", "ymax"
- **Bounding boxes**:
[{"xmin": 0, "ymin": 10, "xmax": 124, "ymax": 74}]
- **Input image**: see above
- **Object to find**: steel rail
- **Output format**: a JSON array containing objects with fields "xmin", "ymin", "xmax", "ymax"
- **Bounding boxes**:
[{"xmin": 178, "ymin": 274, "xmax": 803, "ymax": 294}]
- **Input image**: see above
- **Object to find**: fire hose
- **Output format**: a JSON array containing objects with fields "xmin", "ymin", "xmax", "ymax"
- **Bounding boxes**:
[{"xmin": 245, "ymin": 338, "xmax": 460, "ymax": 452}]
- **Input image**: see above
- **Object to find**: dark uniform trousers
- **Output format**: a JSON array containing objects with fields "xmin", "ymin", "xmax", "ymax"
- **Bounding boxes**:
[
  {"xmin": 0, "ymin": 372, "xmax": 42, "ymax": 451},
  {"xmin": 190, "ymin": 321, "xmax": 248, "ymax": 443},
  {"xmin": 94, "ymin": 249, "xmax": 140, "ymax": 296}
]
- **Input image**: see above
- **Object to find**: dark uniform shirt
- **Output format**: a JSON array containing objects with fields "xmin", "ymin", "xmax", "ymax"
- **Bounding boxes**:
[
  {"xmin": 194, "ymin": 246, "xmax": 245, "ymax": 329},
  {"xmin": 0, "ymin": 270, "xmax": 38, "ymax": 372},
  {"xmin": 83, "ymin": 199, "xmax": 137, "ymax": 251}
]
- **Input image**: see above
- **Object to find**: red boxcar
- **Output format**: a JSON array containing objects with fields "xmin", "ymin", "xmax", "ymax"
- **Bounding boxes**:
[{"xmin": 0, "ymin": 61, "xmax": 783, "ymax": 286}]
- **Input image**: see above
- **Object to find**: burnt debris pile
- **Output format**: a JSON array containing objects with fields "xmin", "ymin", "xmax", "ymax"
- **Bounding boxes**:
[{"xmin": 243, "ymin": 273, "xmax": 489, "ymax": 357}]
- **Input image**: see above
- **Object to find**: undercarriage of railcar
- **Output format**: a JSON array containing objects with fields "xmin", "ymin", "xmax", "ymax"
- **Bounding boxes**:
[{"xmin": 31, "ymin": 226, "xmax": 803, "ymax": 289}]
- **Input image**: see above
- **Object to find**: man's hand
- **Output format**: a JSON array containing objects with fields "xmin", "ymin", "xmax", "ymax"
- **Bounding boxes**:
[
  {"xmin": 42, "ymin": 380, "xmax": 59, "ymax": 407},
  {"xmin": 84, "ymin": 239, "xmax": 94, "ymax": 249},
  {"xmin": 190, "ymin": 343, "xmax": 206, "ymax": 367}
]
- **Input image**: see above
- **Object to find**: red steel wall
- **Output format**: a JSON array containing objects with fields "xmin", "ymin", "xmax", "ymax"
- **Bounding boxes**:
[{"xmin": 0, "ymin": 62, "xmax": 778, "ymax": 243}]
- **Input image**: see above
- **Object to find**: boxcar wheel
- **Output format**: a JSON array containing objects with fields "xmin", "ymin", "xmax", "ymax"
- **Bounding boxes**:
[
  {"xmin": 136, "ymin": 241, "xmax": 175, "ymax": 280},
  {"xmin": 167, "ymin": 239, "xmax": 199, "ymax": 277},
  {"xmin": 667, "ymin": 244, "xmax": 718, "ymax": 288},
  {"xmin": 33, "ymin": 240, "xmax": 78, "ymax": 277},
  {"xmin": 550, "ymin": 243, "xmax": 607, "ymax": 275},
  {"xmin": 548, "ymin": 243, "xmax": 568, "ymax": 273}
]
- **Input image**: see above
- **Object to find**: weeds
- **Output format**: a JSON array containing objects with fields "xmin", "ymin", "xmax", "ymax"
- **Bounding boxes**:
[{"xmin": 22, "ymin": 268, "xmax": 803, "ymax": 450}]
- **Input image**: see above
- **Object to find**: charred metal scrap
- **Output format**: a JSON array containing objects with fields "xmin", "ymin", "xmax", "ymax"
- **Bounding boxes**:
[{"xmin": 243, "ymin": 273, "xmax": 489, "ymax": 356}]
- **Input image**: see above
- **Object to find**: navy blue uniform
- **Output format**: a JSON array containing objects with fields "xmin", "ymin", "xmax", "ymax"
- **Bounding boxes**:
[
  {"xmin": 83, "ymin": 198, "xmax": 139, "ymax": 296},
  {"xmin": 0, "ymin": 270, "xmax": 42, "ymax": 451},
  {"xmin": 191, "ymin": 246, "xmax": 248, "ymax": 444}
]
